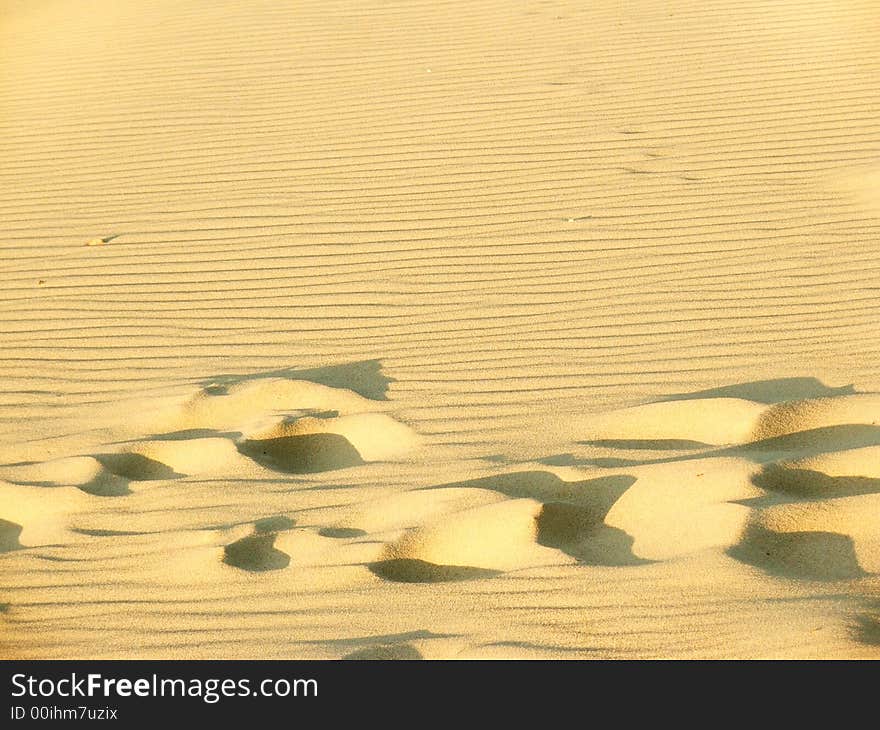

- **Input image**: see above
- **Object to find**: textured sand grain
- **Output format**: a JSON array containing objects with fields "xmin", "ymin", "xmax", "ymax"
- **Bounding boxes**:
[{"xmin": 1, "ymin": 0, "xmax": 879, "ymax": 659}]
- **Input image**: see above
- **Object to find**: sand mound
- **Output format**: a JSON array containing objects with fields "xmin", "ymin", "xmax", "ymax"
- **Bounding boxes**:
[
  {"xmin": 336, "ymin": 487, "xmax": 505, "ymax": 535},
  {"xmin": 1, "ymin": 456, "xmax": 132, "ymax": 496},
  {"xmin": 601, "ymin": 458, "xmax": 758, "ymax": 560},
  {"xmin": 731, "ymin": 524, "xmax": 865, "ymax": 581},
  {"xmin": 132, "ymin": 438, "xmax": 241, "ymax": 476},
  {"xmin": 375, "ymin": 499, "xmax": 557, "ymax": 580},
  {"xmin": 249, "ymin": 413, "xmax": 418, "ymax": 460},
  {"xmin": 752, "ymin": 395, "xmax": 880, "ymax": 441},
  {"xmin": 0, "ymin": 481, "xmax": 92, "ymax": 546},
  {"xmin": 584, "ymin": 398, "xmax": 767, "ymax": 445},
  {"xmin": 754, "ymin": 445, "xmax": 880, "ymax": 498},
  {"xmin": 372, "ymin": 481, "xmax": 650, "ymax": 582},
  {"xmin": 731, "ymin": 495, "xmax": 880, "ymax": 579},
  {"xmin": 238, "ymin": 433, "xmax": 365, "ymax": 474},
  {"xmin": 241, "ymin": 412, "xmax": 419, "ymax": 467},
  {"xmin": 177, "ymin": 379, "xmax": 380, "ymax": 432},
  {"xmin": 430, "ymin": 471, "xmax": 636, "ymax": 514},
  {"xmin": 2, "ymin": 378, "xmax": 413, "ymax": 514},
  {"xmin": 536, "ymin": 502, "xmax": 645, "ymax": 566}
]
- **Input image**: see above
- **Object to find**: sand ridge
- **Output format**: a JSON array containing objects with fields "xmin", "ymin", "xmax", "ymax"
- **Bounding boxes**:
[{"xmin": 3, "ymin": 368, "xmax": 880, "ymax": 657}]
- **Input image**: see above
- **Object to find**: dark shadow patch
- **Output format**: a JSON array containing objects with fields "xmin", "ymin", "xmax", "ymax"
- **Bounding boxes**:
[
  {"xmin": 753, "ymin": 464, "xmax": 880, "ymax": 499},
  {"xmin": 575, "ymin": 457, "xmax": 643, "ymax": 468},
  {"xmin": 71, "ymin": 528, "xmax": 146, "ymax": 537},
  {"xmin": 95, "ymin": 453, "xmax": 181, "ymax": 481},
  {"xmin": 77, "ymin": 476, "xmax": 131, "ymax": 497},
  {"xmin": 426, "ymin": 471, "xmax": 636, "ymax": 522},
  {"xmin": 144, "ymin": 429, "xmax": 240, "ymax": 442},
  {"xmin": 70, "ymin": 453, "xmax": 181, "ymax": 497},
  {"xmin": 575, "ymin": 424, "xmax": 880, "ymax": 469},
  {"xmin": 283, "ymin": 482, "xmax": 360, "ymax": 493},
  {"xmin": 223, "ymin": 533, "xmax": 289, "ymax": 572},
  {"xmin": 319, "ymin": 527, "xmax": 367, "ymax": 539},
  {"xmin": 537, "ymin": 502, "xmax": 600, "ymax": 545},
  {"xmin": 238, "ymin": 434, "xmax": 364, "ymax": 474},
  {"xmin": 730, "ymin": 493, "xmax": 798, "ymax": 510},
  {"xmin": 536, "ymin": 454, "xmax": 582, "ymax": 467},
  {"xmin": 583, "ymin": 439, "xmax": 711, "ymax": 451},
  {"xmin": 728, "ymin": 525, "xmax": 865, "ymax": 581},
  {"xmin": 286, "ymin": 410, "xmax": 339, "ymax": 421},
  {"xmin": 7, "ymin": 472, "xmax": 134, "ymax": 496},
  {"xmin": 344, "ymin": 644, "xmax": 423, "ymax": 660},
  {"xmin": 368, "ymin": 558, "xmax": 501, "ymax": 583},
  {"xmin": 482, "ymin": 640, "xmax": 601, "ymax": 655},
  {"xmin": 0, "ymin": 519, "xmax": 23, "ymax": 552},
  {"xmin": 852, "ymin": 612, "xmax": 880, "ymax": 646},
  {"xmin": 201, "ymin": 359, "xmax": 393, "ymax": 401},
  {"xmin": 318, "ymin": 629, "xmax": 453, "ymax": 646},
  {"xmin": 254, "ymin": 516, "xmax": 295, "ymax": 533},
  {"xmin": 658, "ymin": 377, "xmax": 854, "ymax": 405},
  {"xmin": 536, "ymin": 502, "xmax": 648, "ymax": 566},
  {"xmin": 731, "ymin": 425, "xmax": 880, "ymax": 457}
]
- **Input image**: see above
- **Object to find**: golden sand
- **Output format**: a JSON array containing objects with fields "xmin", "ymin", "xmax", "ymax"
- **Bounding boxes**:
[{"xmin": 1, "ymin": 1, "xmax": 879, "ymax": 659}]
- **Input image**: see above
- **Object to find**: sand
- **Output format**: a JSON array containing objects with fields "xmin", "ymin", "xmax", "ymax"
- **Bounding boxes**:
[{"xmin": 1, "ymin": 0, "xmax": 879, "ymax": 659}]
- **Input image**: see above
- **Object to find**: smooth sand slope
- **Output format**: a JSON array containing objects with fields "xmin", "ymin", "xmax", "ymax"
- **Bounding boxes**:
[{"xmin": 1, "ymin": 0, "xmax": 879, "ymax": 659}]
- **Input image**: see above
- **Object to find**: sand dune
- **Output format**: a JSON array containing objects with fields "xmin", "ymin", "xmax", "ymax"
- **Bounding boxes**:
[{"xmin": 2, "ymin": 0, "xmax": 879, "ymax": 659}]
